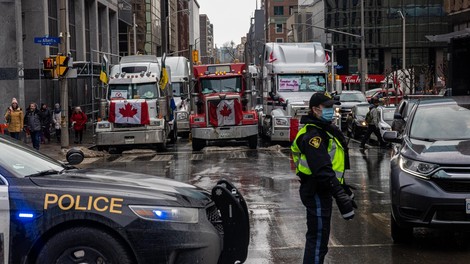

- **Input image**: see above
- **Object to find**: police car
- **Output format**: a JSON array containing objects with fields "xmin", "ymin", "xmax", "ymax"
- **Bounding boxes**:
[{"xmin": 0, "ymin": 135, "xmax": 249, "ymax": 264}]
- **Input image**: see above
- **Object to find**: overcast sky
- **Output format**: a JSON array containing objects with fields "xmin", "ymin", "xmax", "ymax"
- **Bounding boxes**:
[{"xmin": 196, "ymin": 0, "xmax": 259, "ymax": 47}]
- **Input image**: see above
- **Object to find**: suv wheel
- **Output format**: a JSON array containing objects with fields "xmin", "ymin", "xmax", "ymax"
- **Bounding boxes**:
[{"xmin": 391, "ymin": 214, "xmax": 413, "ymax": 243}]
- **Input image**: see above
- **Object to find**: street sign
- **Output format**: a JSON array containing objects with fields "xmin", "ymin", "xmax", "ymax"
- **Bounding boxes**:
[
  {"xmin": 334, "ymin": 65, "xmax": 344, "ymax": 69},
  {"xmin": 34, "ymin": 37, "xmax": 61, "ymax": 46}
]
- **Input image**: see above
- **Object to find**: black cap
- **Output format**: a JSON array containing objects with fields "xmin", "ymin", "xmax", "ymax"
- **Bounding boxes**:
[{"xmin": 309, "ymin": 92, "xmax": 340, "ymax": 108}]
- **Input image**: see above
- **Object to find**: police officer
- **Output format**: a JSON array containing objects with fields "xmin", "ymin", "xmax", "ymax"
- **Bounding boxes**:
[{"xmin": 291, "ymin": 92, "xmax": 355, "ymax": 264}]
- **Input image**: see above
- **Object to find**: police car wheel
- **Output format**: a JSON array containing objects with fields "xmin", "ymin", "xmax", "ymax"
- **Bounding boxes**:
[{"xmin": 35, "ymin": 227, "xmax": 133, "ymax": 264}]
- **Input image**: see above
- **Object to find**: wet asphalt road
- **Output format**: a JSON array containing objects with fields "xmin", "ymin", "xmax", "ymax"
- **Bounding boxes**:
[{"xmin": 79, "ymin": 138, "xmax": 470, "ymax": 264}]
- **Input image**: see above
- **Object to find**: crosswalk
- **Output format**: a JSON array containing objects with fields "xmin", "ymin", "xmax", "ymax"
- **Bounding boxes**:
[{"xmin": 79, "ymin": 148, "xmax": 292, "ymax": 165}]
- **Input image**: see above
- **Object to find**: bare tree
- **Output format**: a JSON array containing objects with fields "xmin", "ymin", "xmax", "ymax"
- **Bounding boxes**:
[{"xmin": 222, "ymin": 41, "xmax": 237, "ymax": 62}]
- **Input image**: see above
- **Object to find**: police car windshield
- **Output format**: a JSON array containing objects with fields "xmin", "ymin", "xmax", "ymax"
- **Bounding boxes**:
[{"xmin": 0, "ymin": 139, "xmax": 65, "ymax": 178}]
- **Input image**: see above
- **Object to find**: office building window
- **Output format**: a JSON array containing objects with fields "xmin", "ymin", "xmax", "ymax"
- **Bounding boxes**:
[{"xmin": 274, "ymin": 6, "xmax": 284, "ymax": 16}]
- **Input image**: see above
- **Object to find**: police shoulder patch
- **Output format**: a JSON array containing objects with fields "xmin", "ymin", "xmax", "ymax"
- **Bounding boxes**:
[{"xmin": 309, "ymin": 136, "xmax": 322, "ymax": 148}]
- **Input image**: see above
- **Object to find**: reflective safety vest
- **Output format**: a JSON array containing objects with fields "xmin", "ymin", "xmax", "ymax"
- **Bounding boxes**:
[{"xmin": 291, "ymin": 124, "xmax": 345, "ymax": 184}]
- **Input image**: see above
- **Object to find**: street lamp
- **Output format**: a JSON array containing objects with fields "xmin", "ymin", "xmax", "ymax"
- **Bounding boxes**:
[
  {"xmin": 397, "ymin": 10, "xmax": 406, "ymax": 70},
  {"xmin": 165, "ymin": 9, "xmax": 190, "ymax": 54}
]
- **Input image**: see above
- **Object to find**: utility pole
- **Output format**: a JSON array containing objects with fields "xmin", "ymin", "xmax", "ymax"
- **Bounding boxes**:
[
  {"xmin": 15, "ymin": 0, "xmax": 25, "ymax": 109},
  {"xmin": 360, "ymin": 0, "xmax": 366, "ymax": 94},
  {"xmin": 59, "ymin": 0, "xmax": 69, "ymax": 148},
  {"xmin": 133, "ymin": 13, "xmax": 137, "ymax": 55}
]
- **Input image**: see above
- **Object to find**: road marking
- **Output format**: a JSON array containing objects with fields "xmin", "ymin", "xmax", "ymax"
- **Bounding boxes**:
[
  {"xmin": 150, "ymin": 155, "xmax": 173, "ymax": 162},
  {"xmin": 329, "ymin": 243, "xmax": 394, "ymax": 248},
  {"xmin": 190, "ymin": 154, "xmax": 203, "ymax": 161},
  {"xmin": 228, "ymin": 152, "xmax": 247, "ymax": 159},
  {"xmin": 113, "ymin": 155, "xmax": 139, "ymax": 163},
  {"xmin": 80, "ymin": 157, "xmax": 101, "ymax": 165}
]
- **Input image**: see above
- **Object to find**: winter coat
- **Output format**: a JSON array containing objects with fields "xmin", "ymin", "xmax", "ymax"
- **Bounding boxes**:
[
  {"xmin": 70, "ymin": 111, "xmax": 87, "ymax": 131},
  {"xmin": 24, "ymin": 109, "xmax": 42, "ymax": 132},
  {"xmin": 52, "ymin": 111, "xmax": 62, "ymax": 130},
  {"xmin": 4, "ymin": 107, "xmax": 24, "ymax": 133},
  {"xmin": 39, "ymin": 108, "xmax": 53, "ymax": 127}
]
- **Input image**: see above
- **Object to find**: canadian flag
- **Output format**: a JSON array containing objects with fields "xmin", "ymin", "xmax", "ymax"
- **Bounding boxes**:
[
  {"xmin": 325, "ymin": 52, "xmax": 331, "ymax": 65},
  {"xmin": 209, "ymin": 99, "xmax": 243, "ymax": 127},
  {"xmin": 109, "ymin": 101, "xmax": 150, "ymax": 125}
]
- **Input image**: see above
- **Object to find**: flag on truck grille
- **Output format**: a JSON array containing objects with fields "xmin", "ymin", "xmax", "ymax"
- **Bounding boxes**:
[
  {"xmin": 209, "ymin": 99, "xmax": 242, "ymax": 127},
  {"xmin": 109, "ymin": 101, "xmax": 150, "ymax": 125}
]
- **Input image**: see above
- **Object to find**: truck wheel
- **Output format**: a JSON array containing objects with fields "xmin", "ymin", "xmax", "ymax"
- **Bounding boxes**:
[
  {"xmin": 35, "ymin": 227, "xmax": 133, "ymax": 264},
  {"xmin": 192, "ymin": 138, "xmax": 205, "ymax": 151},
  {"xmin": 391, "ymin": 214, "xmax": 413, "ymax": 243},
  {"xmin": 248, "ymin": 135, "xmax": 258, "ymax": 149}
]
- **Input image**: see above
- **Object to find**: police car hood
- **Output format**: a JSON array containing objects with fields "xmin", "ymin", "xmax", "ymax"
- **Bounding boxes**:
[
  {"xmin": 405, "ymin": 138, "xmax": 470, "ymax": 166},
  {"xmin": 30, "ymin": 168, "xmax": 212, "ymax": 208}
]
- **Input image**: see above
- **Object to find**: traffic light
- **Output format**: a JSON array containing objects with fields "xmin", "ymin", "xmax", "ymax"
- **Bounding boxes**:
[
  {"xmin": 42, "ymin": 57, "xmax": 56, "ymax": 79},
  {"xmin": 192, "ymin": 50, "xmax": 199, "ymax": 64},
  {"xmin": 55, "ymin": 55, "xmax": 69, "ymax": 77}
]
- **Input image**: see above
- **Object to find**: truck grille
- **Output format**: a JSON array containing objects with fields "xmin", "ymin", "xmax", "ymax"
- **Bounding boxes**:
[
  {"xmin": 113, "ymin": 123, "xmax": 145, "ymax": 129},
  {"xmin": 206, "ymin": 204, "xmax": 224, "ymax": 235},
  {"xmin": 207, "ymin": 97, "xmax": 241, "ymax": 127}
]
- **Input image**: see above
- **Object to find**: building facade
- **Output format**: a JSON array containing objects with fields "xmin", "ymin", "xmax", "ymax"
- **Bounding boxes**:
[
  {"xmin": 263, "ymin": 0, "xmax": 298, "ymax": 42},
  {"xmin": 199, "ymin": 14, "xmax": 214, "ymax": 64}
]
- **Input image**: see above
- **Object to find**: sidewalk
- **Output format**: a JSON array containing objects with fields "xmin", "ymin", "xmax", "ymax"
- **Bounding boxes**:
[{"xmin": 37, "ymin": 126, "xmax": 95, "ymax": 161}]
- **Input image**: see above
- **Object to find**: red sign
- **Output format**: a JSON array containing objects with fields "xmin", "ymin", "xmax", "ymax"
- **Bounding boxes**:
[{"xmin": 340, "ymin": 74, "xmax": 385, "ymax": 84}]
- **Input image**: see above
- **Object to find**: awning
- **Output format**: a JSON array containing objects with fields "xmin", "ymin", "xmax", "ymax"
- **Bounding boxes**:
[{"xmin": 425, "ymin": 28, "xmax": 470, "ymax": 43}]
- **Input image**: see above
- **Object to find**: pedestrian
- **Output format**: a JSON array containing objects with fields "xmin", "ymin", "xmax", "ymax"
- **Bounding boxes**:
[
  {"xmin": 4, "ymin": 97, "xmax": 24, "ymax": 140},
  {"xmin": 24, "ymin": 102, "xmax": 42, "ymax": 150},
  {"xmin": 39, "ymin": 103, "xmax": 53, "ymax": 144},
  {"xmin": 70, "ymin": 106, "xmax": 87, "ymax": 144},
  {"xmin": 291, "ymin": 92, "xmax": 356, "ymax": 264},
  {"xmin": 360, "ymin": 97, "xmax": 386, "ymax": 148},
  {"xmin": 52, "ymin": 103, "xmax": 62, "ymax": 143}
]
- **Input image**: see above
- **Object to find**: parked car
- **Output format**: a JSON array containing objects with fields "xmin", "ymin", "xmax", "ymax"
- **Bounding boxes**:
[
  {"xmin": 376, "ymin": 106, "xmax": 395, "ymax": 138},
  {"xmin": 367, "ymin": 89, "xmax": 403, "ymax": 105},
  {"xmin": 383, "ymin": 98, "xmax": 470, "ymax": 243},
  {"xmin": 346, "ymin": 103, "xmax": 370, "ymax": 139},
  {"xmin": 0, "ymin": 135, "xmax": 250, "ymax": 264},
  {"xmin": 391, "ymin": 98, "xmax": 419, "ymax": 134},
  {"xmin": 365, "ymin": 88, "xmax": 382, "ymax": 100},
  {"xmin": 335, "ymin": 90, "xmax": 368, "ymax": 130}
]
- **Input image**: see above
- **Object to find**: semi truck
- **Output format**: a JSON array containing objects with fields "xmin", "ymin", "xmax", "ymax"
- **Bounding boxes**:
[
  {"xmin": 95, "ymin": 55, "xmax": 172, "ymax": 153},
  {"xmin": 259, "ymin": 42, "xmax": 328, "ymax": 142},
  {"xmin": 164, "ymin": 56, "xmax": 191, "ymax": 138},
  {"xmin": 189, "ymin": 63, "xmax": 258, "ymax": 151}
]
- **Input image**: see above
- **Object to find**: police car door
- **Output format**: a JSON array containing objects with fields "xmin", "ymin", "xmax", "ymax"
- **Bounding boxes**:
[{"xmin": 0, "ymin": 175, "xmax": 9, "ymax": 264}]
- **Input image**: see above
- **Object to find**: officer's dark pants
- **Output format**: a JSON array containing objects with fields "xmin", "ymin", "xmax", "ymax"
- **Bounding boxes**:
[
  {"xmin": 360, "ymin": 124, "xmax": 384, "ymax": 147},
  {"xmin": 300, "ymin": 178, "xmax": 333, "ymax": 264}
]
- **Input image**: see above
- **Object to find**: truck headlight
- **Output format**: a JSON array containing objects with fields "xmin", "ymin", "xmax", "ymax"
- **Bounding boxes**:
[
  {"xmin": 334, "ymin": 107, "xmax": 341, "ymax": 117},
  {"xmin": 176, "ymin": 112, "xmax": 188, "ymax": 121},
  {"xmin": 275, "ymin": 118, "xmax": 288, "ymax": 126},
  {"xmin": 97, "ymin": 122, "xmax": 111, "ymax": 130},
  {"xmin": 149, "ymin": 120, "xmax": 161, "ymax": 126},
  {"xmin": 243, "ymin": 113, "xmax": 254, "ymax": 119},
  {"xmin": 129, "ymin": 205, "xmax": 198, "ymax": 224},
  {"xmin": 399, "ymin": 156, "xmax": 439, "ymax": 179}
]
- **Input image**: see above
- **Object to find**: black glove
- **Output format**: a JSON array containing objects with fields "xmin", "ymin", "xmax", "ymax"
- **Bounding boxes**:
[
  {"xmin": 342, "ymin": 184, "xmax": 358, "ymax": 209},
  {"xmin": 330, "ymin": 180, "xmax": 355, "ymax": 220}
]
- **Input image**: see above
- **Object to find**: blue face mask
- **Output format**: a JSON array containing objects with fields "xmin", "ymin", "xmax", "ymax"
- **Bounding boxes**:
[{"xmin": 320, "ymin": 107, "xmax": 334, "ymax": 122}]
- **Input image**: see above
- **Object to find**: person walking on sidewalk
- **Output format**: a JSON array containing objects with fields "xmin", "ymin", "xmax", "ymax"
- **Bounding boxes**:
[
  {"xmin": 52, "ymin": 103, "xmax": 62, "ymax": 143},
  {"xmin": 360, "ymin": 97, "xmax": 385, "ymax": 149},
  {"xmin": 70, "ymin": 106, "xmax": 87, "ymax": 144},
  {"xmin": 4, "ymin": 97, "xmax": 24, "ymax": 140},
  {"xmin": 24, "ymin": 103, "xmax": 42, "ymax": 150},
  {"xmin": 39, "ymin": 103, "xmax": 53, "ymax": 144}
]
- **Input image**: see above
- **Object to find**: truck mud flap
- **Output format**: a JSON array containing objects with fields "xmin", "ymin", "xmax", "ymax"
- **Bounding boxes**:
[{"xmin": 212, "ymin": 179, "xmax": 250, "ymax": 264}]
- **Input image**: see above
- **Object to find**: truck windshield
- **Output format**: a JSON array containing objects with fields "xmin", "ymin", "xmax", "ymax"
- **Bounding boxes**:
[
  {"xmin": 277, "ymin": 74, "xmax": 326, "ymax": 92},
  {"xmin": 201, "ymin": 77, "xmax": 241, "ymax": 94},
  {"xmin": 172, "ymin": 82, "xmax": 184, "ymax": 97},
  {"xmin": 109, "ymin": 83, "xmax": 158, "ymax": 100}
]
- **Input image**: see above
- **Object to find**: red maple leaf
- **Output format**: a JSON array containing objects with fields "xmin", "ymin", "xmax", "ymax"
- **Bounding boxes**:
[
  {"xmin": 219, "ymin": 104, "xmax": 232, "ymax": 117},
  {"xmin": 119, "ymin": 103, "xmax": 138, "ymax": 118}
]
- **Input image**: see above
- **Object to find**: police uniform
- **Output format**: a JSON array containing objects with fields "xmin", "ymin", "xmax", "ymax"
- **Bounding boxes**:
[{"xmin": 291, "ymin": 92, "xmax": 355, "ymax": 264}]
